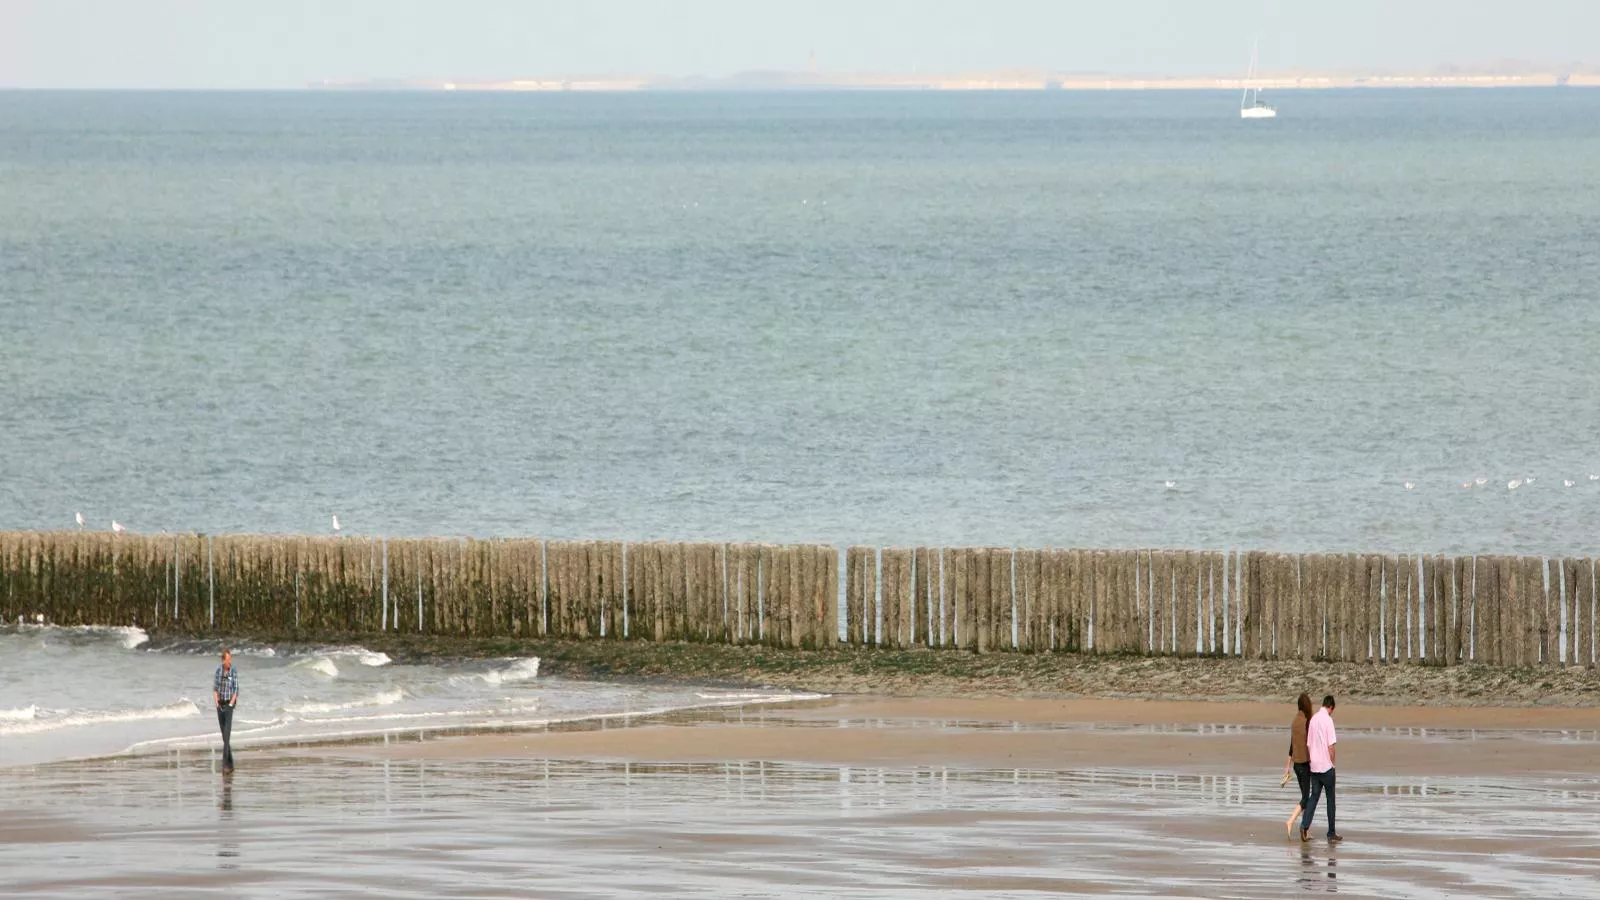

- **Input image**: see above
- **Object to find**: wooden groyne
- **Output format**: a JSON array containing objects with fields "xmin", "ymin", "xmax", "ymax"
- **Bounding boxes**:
[{"xmin": 1, "ymin": 532, "xmax": 1594, "ymax": 667}]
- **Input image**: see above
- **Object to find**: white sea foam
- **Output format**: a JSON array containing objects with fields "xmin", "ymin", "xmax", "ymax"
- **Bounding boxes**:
[
  {"xmin": 292, "ymin": 657, "xmax": 340, "ymax": 678},
  {"xmin": 7, "ymin": 624, "xmax": 149, "ymax": 649},
  {"xmin": 0, "ymin": 704, "xmax": 38, "ymax": 722},
  {"xmin": 323, "ymin": 647, "xmax": 391, "ymax": 667},
  {"xmin": 479, "ymin": 657, "xmax": 540, "ymax": 686},
  {"xmin": 284, "ymin": 688, "xmax": 406, "ymax": 716},
  {"xmin": 109, "ymin": 626, "xmax": 150, "ymax": 649},
  {"xmin": 0, "ymin": 700, "xmax": 200, "ymax": 736}
]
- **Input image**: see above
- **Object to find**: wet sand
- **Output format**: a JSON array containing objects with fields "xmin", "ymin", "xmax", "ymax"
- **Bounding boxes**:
[{"xmin": 6, "ymin": 696, "xmax": 1600, "ymax": 898}]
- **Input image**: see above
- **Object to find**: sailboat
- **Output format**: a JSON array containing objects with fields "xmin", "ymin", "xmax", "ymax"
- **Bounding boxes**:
[{"xmin": 1240, "ymin": 38, "xmax": 1277, "ymax": 119}]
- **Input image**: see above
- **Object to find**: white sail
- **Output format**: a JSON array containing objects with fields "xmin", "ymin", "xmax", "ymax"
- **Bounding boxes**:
[{"xmin": 1240, "ymin": 38, "xmax": 1277, "ymax": 119}]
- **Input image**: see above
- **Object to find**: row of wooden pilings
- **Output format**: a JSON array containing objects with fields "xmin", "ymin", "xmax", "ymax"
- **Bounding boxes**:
[{"xmin": 1, "ymin": 532, "xmax": 1596, "ymax": 666}]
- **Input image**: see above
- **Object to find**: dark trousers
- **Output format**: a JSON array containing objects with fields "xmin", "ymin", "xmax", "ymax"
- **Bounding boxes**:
[
  {"xmin": 217, "ymin": 706, "xmax": 235, "ymax": 770},
  {"xmin": 1293, "ymin": 762, "xmax": 1312, "ymax": 809},
  {"xmin": 1301, "ymin": 768, "xmax": 1335, "ymax": 836}
]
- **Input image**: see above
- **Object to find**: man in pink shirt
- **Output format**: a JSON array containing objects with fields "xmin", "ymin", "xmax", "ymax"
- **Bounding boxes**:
[{"xmin": 1299, "ymin": 695, "xmax": 1342, "ymax": 843}]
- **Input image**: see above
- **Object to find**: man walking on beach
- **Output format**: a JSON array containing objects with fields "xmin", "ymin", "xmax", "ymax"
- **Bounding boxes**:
[
  {"xmin": 1300, "ymin": 695, "xmax": 1341, "ymax": 843},
  {"xmin": 213, "ymin": 648, "xmax": 239, "ymax": 774}
]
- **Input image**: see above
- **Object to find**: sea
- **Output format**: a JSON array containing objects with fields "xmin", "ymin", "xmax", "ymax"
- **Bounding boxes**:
[
  {"xmin": 0, "ymin": 623, "xmax": 814, "ymax": 768},
  {"xmin": 2, "ymin": 88, "xmax": 1599, "ymax": 767}
]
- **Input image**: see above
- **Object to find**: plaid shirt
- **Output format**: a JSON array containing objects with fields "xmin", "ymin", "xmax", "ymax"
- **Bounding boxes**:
[{"xmin": 214, "ymin": 665, "xmax": 239, "ymax": 707}]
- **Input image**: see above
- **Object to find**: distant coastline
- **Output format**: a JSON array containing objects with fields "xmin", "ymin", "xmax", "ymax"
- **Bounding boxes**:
[{"xmin": 312, "ymin": 64, "xmax": 1600, "ymax": 93}]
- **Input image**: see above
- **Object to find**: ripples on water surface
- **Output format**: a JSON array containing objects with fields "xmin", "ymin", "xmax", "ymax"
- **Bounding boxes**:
[
  {"xmin": 2, "ymin": 89, "xmax": 1599, "ymax": 553},
  {"xmin": 4, "ymin": 752, "xmax": 1597, "ymax": 898}
]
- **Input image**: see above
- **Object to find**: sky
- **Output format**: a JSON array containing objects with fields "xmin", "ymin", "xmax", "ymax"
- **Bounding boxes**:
[{"xmin": 0, "ymin": 0, "xmax": 1596, "ymax": 89}]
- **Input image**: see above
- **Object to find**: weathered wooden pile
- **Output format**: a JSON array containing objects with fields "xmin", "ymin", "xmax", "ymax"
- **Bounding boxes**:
[{"xmin": 1, "ymin": 532, "xmax": 1593, "ymax": 666}]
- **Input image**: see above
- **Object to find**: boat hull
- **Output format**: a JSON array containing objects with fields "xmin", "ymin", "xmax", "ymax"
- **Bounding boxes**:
[{"xmin": 1240, "ymin": 106, "xmax": 1277, "ymax": 119}]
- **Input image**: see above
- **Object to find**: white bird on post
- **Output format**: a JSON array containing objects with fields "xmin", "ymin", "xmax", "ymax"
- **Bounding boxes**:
[
  {"xmin": 332, "ymin": 514, "xmax": 342, "ymax": 534},
  {"xmin": 75, "ymin": 511, "xmax": 85, "ymax": 530},
  {"xmin": 111, "ymin": 520, "xmax": 126, "ymax": 533}
]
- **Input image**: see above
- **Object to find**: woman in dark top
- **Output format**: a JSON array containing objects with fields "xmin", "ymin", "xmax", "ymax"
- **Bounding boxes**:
[{"xmin": 1281, "ymin": 692, "xmax": 1315, "ymax": 837}]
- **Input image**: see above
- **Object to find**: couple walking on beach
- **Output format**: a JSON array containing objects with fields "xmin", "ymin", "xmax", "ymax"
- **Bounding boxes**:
[{"xmin": 1282, "ymin": 693, "xmax": 1341, "ymax": 843}]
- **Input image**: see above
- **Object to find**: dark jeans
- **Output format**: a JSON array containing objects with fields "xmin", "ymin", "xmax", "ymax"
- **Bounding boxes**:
[
  {"xmin": 1293, "ymin": 762, "xmax": 1312, "ymax": 809},
  {"xmin": 217, "ymin": 706, "xmax": 235, "ymax": 770},
  {"xmin": 1301, "ymin": 768, "xmax": 1336, "ymax": 836}
]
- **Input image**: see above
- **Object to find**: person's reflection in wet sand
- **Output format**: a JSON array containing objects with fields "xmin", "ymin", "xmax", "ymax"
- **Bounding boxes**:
[
  {"xmin": 217, "ymin": 771, "xmax": 239, "ymax": 868},
  {"xmin": 1296, "ymin": 842, "xmax": 1338, "ymax": 892}
]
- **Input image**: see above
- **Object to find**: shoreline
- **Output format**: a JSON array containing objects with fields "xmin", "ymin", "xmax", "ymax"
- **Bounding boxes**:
[
  {"xmin": 149, "ymin": 630, "xmax": 1600, "ymax": 708},
  {"xmin": 321, "ymin": 695, "xmax": 1600, "ymax": 776}
]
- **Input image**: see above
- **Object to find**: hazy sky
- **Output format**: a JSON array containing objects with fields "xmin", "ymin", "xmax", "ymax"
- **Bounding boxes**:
[{"xmin": 1, "ymin": 0, "xmax": 1596, "ymax": 89}]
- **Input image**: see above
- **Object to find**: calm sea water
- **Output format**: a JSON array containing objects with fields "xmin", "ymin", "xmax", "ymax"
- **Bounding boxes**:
[{"xmin": 2, "ymin": 89, "xmax": 1598, "ymax": 555}]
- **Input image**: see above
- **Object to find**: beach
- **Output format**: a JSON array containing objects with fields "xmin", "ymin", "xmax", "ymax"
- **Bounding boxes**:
[{"xmin": 7, "ymin": 694, "xmax": 1600, "ymax": 898}]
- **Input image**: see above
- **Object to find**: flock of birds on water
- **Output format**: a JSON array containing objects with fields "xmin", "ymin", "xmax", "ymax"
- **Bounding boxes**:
[
  {"xmin": 70, "ymin": 476, "xmax": 1600, "ymax": 537},
  {"xmin": 69, "ymin": 512, "xmax": 348, "ymax": 535}
]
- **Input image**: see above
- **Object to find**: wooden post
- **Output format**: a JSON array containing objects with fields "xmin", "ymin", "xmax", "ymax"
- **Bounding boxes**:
[
  {"xmin": 967, "ymin": 549, "xmax": 988, "ymax": 653},
  {"xmin": 844, "ymin": 546, "xmax": 864, "ymax": 645},
  {"xmin": 1469, "ymin": 555, "xmax": 1489, "ymax": 664},
  {"xmin": 941, "ymin": 548, "xmax": 958, "ymax": 648},
  {"xmin": 1579, "ymin": 558, "xmax": 1595, "ymax": 668},
  {"xmin": 1521, "ymin": 556, "xmax": 1542, "ymax": 667},
  {"xmin": 1534, "ymin": 556, "xmax": 1553, "ymax": 667},
  {"xmin": 1574, "ymin": 554, "xmax": 1587, "ymax": 666},
  {"xmin": 1156, "ymin": 550, "xmax": 1176, "ymax": 656},
  {"xmin": 993, "ymin": 549, "xmax": 1015, "ymax": 651}
]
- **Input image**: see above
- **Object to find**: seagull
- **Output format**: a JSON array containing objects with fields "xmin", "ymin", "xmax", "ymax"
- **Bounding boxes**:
[
  {"xmin": 1565, "ymin": 479, "xmax": 1576, "ymax": 488},
  {"xmin": 1164, "ymin": 481, "xmax": 1177, "ymax": 489},
  {"xmin": 34, "ymin": 613, "xmax": 44, "ymax": 624},
  {"xmin": 1403, "ymin": 482, "xmax": 1415, "ymax": 490},
  {"xmin": 1508, "ymin": 480, "xmax": 1523, "ymax": 491},
  {"xmin": 1525, "ymin": 477, "xmax": 1536, "ymax": 485},
  {"xmin": 75, "ymin": 511, "xmax": 85, "ymax": 529},
  {"xmin": 332, "ymin": 514, "xmax": 342, "ymax": 533},
  {"xmin": 1590, "ymin": 474, "xmax": 1599, "ymax": 481},
  {"xmin": 1460, "ymin": 481, "xmax": 1473, "ymax": 489},
  {"xmin": 1475, "ymin": 477, "xmax": 1488, "ymax": 486},
  {"xmin": 111, "ymin": 520, "xmax": 125, "ymax": 533}
]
